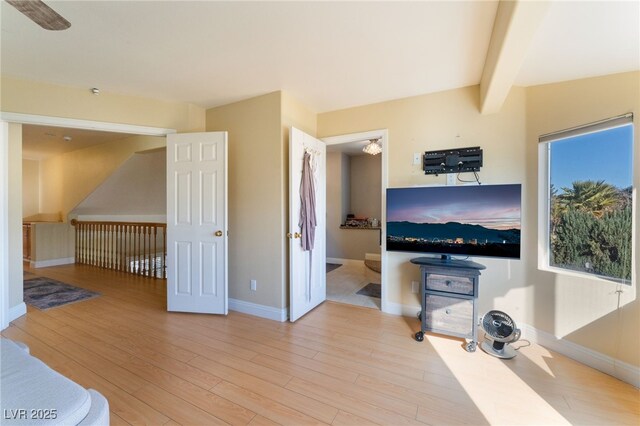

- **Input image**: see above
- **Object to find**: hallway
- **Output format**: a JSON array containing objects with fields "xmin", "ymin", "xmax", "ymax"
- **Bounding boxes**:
[{"xmin": 326, "ymin": 260, "xmax": 381, "ymax": 309}]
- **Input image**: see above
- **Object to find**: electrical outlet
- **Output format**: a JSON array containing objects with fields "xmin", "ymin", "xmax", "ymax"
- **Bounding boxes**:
[
  {"xmin": 411, "ymin": 281, "xmax": 419, "ymax": 293},
  {"xmin": 446, "ymin": 174, "xmax": 456, "ymax": 186},
  {"xmin": 250, "ymin": 280, "xmax": 257, "ymax": 291},
  {"xmin": 413, "ymin": 152, "xmax": 422, "ymax": 165}
]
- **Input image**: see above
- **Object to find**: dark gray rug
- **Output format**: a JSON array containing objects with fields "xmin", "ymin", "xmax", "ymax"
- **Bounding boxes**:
[
  {"xmin": 356, "ymin": 282, "xmax": 381, "ymax": 298},
  {"xmin": 24, "ymin": 277, "xmax": 100, "ymax": 310},
  {"xmin": 326, "ymin": 263, "xmax": 342, "ymax": 273}
]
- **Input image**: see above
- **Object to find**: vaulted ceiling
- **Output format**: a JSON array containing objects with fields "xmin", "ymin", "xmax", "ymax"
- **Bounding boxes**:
[{"xmin": 1, "ymin": 1, "xmax": 638, "ymax": 114}]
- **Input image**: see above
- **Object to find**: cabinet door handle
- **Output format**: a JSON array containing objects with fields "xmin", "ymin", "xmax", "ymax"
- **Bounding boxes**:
[
  {"xmin": 445, "ymin": 309, "xmax": 451, "ymax": 315},
  {"xmin": 445, "ymin": 280, "xmax": 452, "ymax": 286}
]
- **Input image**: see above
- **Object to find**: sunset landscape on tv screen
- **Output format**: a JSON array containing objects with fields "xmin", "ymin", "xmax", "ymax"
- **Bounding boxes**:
[{"xmin": 386, "ymin": 184, "xmax": 521, "ymax": 259}]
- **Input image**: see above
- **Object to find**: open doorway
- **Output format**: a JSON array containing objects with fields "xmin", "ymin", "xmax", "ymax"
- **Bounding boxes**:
[
  {"xmin": 323, "ymin": 131, "xmax": 387, "ymax": 310},
  {"xmin": 21, "ymin": 124, "xmax": 167, "ymax": 271},
  {"xmin": 1, "ymin": 114, "xmax": 176, "ymax": 327}
]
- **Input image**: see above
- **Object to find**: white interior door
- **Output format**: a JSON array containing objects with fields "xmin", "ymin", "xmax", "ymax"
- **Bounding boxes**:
[
  {"xmin": 167, "ymin": 132, "xmax": 227, "ymax": 314},
  {"xmin": 289, "ymin": 127, "xmax": 326, "ymax": 322}
]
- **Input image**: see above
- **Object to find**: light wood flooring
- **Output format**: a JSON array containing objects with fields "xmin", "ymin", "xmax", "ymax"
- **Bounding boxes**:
[{"xmin": 5, "ymin": 264, "xmax": 639, "ymax": 425}]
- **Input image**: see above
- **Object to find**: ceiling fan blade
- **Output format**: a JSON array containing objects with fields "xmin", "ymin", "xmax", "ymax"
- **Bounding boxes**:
[{"xmin": 7, "ymin": 0, "xmax": 71, "ymax": 31}]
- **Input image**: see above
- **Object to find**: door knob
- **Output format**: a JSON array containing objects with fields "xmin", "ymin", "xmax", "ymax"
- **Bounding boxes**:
[
  {"xmin": 214, "ymin": 230, "xmax": 223, "ymax": 237},
  {"xmin": 294, "ymin": 232, "xmax": 301, "ymax": 239}
]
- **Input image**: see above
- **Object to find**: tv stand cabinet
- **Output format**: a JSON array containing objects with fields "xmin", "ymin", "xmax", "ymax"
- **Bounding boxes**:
[{"xmin": 410, "ymin": 257, "xmax": 486, "ymax": 352}]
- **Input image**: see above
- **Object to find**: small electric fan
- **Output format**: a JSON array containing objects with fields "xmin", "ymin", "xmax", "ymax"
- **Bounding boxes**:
[{"xmin": 480, "ymin": 310, "xmax": 521, "ymax": 359}]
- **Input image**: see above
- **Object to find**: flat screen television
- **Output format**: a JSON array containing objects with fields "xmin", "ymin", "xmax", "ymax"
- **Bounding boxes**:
[{"xmin": 386, "ymin": 184, "xmax": 521, "ymax": 259}]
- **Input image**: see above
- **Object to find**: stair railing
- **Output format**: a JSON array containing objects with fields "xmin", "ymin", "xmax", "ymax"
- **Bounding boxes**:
[{"xmin": 71, "ymin": 219, "xmax": 167, "ymax": 279}]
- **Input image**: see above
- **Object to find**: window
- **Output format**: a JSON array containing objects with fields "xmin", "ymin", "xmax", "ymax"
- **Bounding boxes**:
[{"xmin": 539, "ymin": 114, "xmax": 634, "ymax": 284}]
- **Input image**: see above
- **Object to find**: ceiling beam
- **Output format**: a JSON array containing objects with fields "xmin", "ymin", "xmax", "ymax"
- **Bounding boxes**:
[{"xmin": 479, "ymin": 0, "xmax": 550, "ymax": 114}]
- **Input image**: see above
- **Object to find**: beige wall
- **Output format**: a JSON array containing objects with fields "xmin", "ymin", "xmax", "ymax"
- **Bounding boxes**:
[
  {"xmin": 348, "ymin": 154, "xmax": 382, "ymax": 258},
  {"xmin": 319, "ymin": 85, "xmax": 528, "ymax": 313},
  {"xmin": 341, "ymin": 153, "xmax": 350, "ymax": 226},
  {"xmin": 206, "ymin": 90, "xmax": 317, "ymax": 309},
  {"xmin": 31, "ymin": 222, "xmax": 74, "ymax": 263},
  {"xmin": 39, "ymin": 135, "xmax": 166, "ymax": 218},
  {"xmin": 73, "ymin": 149, "xmax": 166, "ymax": 217},
  {"xmin": 525, "ymin": 71, "xmax": 639, "ymax": 367},
  {"xmin": 350, "ymin": 154, "xmax": 381, "ymax": 221},
  {"xmin": 327, "ymin": 152, "xmax": 346, "ymax": 258},
  {"xmin": 23, "ymin": 213, "xmax": 62, "ymax": 222},
  {"xmin": 207, "ymin": 92, "xmax": 285, "ymax": 309},
  {"xmin": 282, "ymin": 91, "xmax": 317, "ymax": 138},
  {"xmin": 330, "ymin": 228, "xmax": 381, "ymax": 261},
  {"xmin": 39, "ymin": 153, "xmax": 64, "ymax": 216},
  {"xmin": 1, "ymin": 76, "xmax": 206, "ymax": 132},
  {"xmin": 22, "ymin": 159, "xmax": 39, "ymax": 218}
]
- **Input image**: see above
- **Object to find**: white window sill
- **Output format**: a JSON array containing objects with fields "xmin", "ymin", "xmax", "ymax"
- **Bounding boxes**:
[{"xmin": 538, "ymin": 264, "xmax": 633, "ymax": 286}]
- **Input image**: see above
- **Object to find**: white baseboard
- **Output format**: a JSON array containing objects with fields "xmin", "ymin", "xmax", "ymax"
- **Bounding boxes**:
[
  {"xmin": 327, "ymin": 257, "xmax": 364, "ymax": 266},
  {"xmin": 383, "ymin": 301, "xmax": 420, "ymax": 317},
  {"xmin": 521, "ymin": 323, "xmax": 639, "ymax": 388},
  {"xmin": 8, "ymin": 302, "xmax": 26, "ymax": 322},
  {"xmin": 229, "ymin": 298, "xmax": 288, "ymax": 322},
  {"xmin": 30, "ymin": 257, "xmax": 75, "ymax": 268}
]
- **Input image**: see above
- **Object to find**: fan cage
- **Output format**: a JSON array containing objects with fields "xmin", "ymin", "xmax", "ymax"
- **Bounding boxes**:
[{"xmin": 482, "ymin": 310, "xmax": 516, "ymax": 342}]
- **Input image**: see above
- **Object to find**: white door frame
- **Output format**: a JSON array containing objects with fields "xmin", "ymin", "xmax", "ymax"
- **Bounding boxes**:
[
  {"xmin": 0, "ymin": 112, "xmax": 177, "ymax": 136},
  {"xmin": 322, "ymin": 129, "xmax": 389, "ymax": 313},
  {"xmin": 0, "ymin": 111, "xmax": 176, "ymax": 330},
  {"xmin": 0, "ymin": 121, "xmax": 10, "ymax": 330}
]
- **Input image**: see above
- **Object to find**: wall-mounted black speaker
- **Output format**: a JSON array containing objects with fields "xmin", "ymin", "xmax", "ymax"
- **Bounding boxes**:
[{"xmin": 423, "ymin": 146, "xmax": 483, "ymax": 176}]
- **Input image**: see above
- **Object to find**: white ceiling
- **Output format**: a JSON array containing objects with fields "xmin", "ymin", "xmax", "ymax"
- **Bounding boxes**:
[
  {"xmin": 515, "ymin": 1, "xmax": 640, "ymax": 86},
  {"xmin": 22, "ymin": 125, "xmax": 133, "ymax": 160},
  {"xmin": 1, "ymin": 1, "xmax": 638, "ymax": 114},
  {"xmin": 1, "ymin": 0, "xmax": 497, "ymax": 112},
  {"xmin": 327, "ymin": 138, "xmax": 375, "ymax": 156}
]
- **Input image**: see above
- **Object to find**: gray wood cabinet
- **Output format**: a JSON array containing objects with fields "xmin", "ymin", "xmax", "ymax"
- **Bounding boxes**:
[{"xmin": 411, "ymin": 257, "xmax": 485, "ymax": 352}]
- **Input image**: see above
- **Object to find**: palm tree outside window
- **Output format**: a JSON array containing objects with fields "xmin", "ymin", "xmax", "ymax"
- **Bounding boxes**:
[{"xmin": 543, "ymin": 117, "xmax": 633, "ymax": 284}]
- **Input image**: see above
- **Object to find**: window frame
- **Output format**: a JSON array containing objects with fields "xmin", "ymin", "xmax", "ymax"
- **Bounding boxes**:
[{"xmin": 537, "ymin": 114, "xmax": 635, "ymax": 285}]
